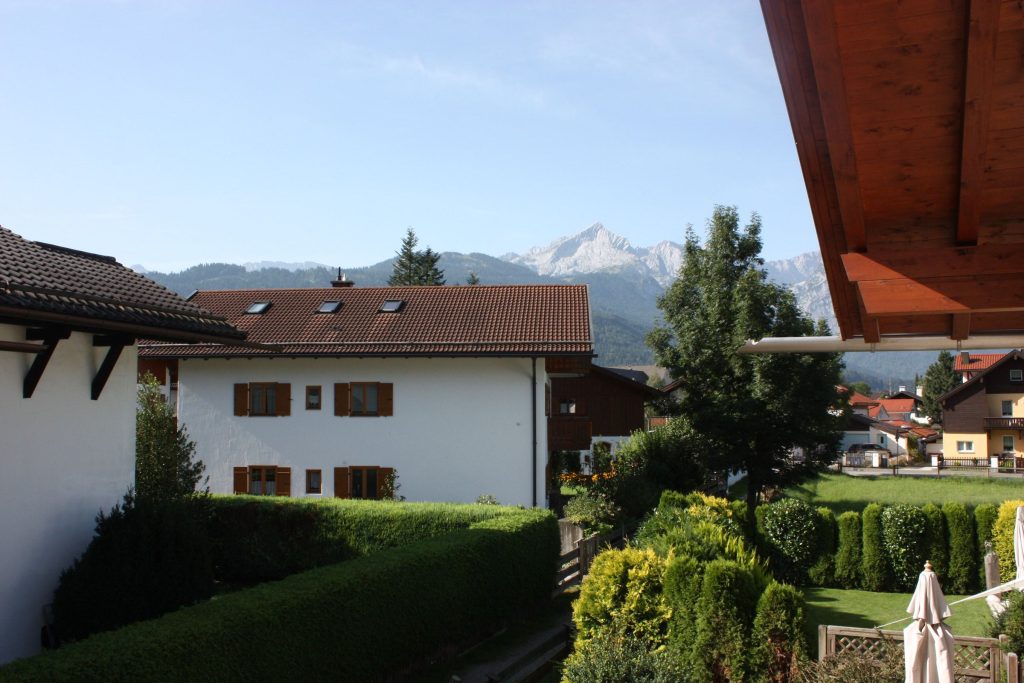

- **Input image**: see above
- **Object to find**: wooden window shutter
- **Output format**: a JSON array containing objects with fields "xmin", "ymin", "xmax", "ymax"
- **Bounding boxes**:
[
  {"xmin": 275, "ymin": 383, "xmax": 291, "ymax": 416},
  {"xmin": 377, "ymin": 467, "xmax": 393, "ymax": 499},
  {"xmin": 333, "ymin": 467, "xmax": 350, "ymax": 498},
  {"xmin": 233, "ymin": 467, "xmax": 248, "ymax": 494},
  {"xmin": 334, "ymin": 383, "xmax": 350, "ymax": 416},
  {"xmin": 276, "ymin": 467, "xmax": 291, "ymax": 496},
  {"xmin": 379, "ymin": 383, "xmax": 394, "ymax": 416},
  {"xmin": 234, "ymin": 384, "xmax": 249, "ymax": 416}
]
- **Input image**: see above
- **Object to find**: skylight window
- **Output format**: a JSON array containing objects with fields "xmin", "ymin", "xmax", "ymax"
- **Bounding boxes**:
[
  {"xmin": 245, "ymin": 301, "xmax": 271, "ymax": 315},
  {"xmin": 317, "ymin": 301, "xmax": 342, "ymax": 314},
  {"xmin": 379, "ymin": 300, "xmax": 404, "ymax": 313}
]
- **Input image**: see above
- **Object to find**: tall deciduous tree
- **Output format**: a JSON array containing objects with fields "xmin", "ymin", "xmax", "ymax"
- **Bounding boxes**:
[
  {"xmin": 921, "ymin": 351, "xmax": 958, "ymax": 423},
  {"xmin": 647, "ymin": 206, "xmax": 845, "ymax": 529},
  {"xmin": 136, "ymin": 373, "xmax": 206, "ymax": 501},
  {"xmin": 388, "ymin": 228, "xmax": 446, "ymax": 285}
]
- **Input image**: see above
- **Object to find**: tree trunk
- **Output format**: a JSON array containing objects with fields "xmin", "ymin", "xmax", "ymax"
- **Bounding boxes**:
[{"xmin": 745, "ymin": 466, "xmax": 759, "ymax": 534}]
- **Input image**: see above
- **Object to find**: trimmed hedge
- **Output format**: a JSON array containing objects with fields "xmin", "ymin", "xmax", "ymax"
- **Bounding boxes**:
[
  {"xmin": 861, "ymin": 503, "xmax": 891, "ymax": 591},
  {"xmin": 207, "ymin": 495, "xmax": 514, "ymax": 583},
  {"xmin": 1, "ymin": 510, "xmax": 558, "ymax": 682},
  {"xmin": 992, "ymin": 499, "xmax": 1024, "ymax": 583},
  {"xmin": 750, "ymin": 582, "xmax": 808, "ymax": 683},
  {"xmin": 976, "ymin": 503, "xmax": 998, "ymax": 552},
  {"xmin": 944, "ymin": 502, "xmax": 976, "ymax": 595},
  {"xmin": 881, "ymin": 504, "xmax": 928, "ymax": 590},
  {"xmin": 691, "ymin": 559, "xmax": 762, "ymax": 682},
  {"xmin": 834, "ymin": 511, "xmax": 862, "ymax": 587},
  {"xmin": 761, "ymin": 499, "xmax": 818, "ymax": 585},
  {"xmin": 808, "ymin": 506, "xmax": 837, "ymax": 587},
  {"xmin": 921, "ymin": 503, "xmax": 948, "ymax": 582}
]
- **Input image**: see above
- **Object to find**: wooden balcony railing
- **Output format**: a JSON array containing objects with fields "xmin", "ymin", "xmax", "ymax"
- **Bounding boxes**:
[
  {"xmin": 985, "ymin": 417, "xmax": 1024, "ymax": 430},
  {"xmin": 548, "ymin": 416, "xmax": 592, "ymax": 451}
]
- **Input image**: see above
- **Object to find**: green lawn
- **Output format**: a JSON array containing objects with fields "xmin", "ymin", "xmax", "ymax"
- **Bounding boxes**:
[
  {"xmin": 778, "ymin": 472, "xmax": 1024, "ymax": 515},
  {"xmin": 804, "ymin": 587, "xmax": 993, "ymax": 644}
]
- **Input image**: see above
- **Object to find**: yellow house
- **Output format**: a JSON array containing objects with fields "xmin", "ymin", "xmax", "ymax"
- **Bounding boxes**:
[{"xmin": 941, "ymin": 350, "xmax": 1024, "ymax": 464}]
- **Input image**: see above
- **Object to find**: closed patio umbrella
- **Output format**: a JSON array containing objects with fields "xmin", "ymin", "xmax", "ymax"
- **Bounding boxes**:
[{"xmin": 904, "ymin": 561, "xmax": 955, "ymax": 683}]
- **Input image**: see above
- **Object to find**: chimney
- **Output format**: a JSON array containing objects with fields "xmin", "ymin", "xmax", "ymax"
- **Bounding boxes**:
[
  {"xmin": 331, "ymin": 268, "xmax": 354, "ymax": 288},
  {"xmin": 959, "ymin": 350, "xmax": 970, "ymax": 365},
  {"xmin": 898, "ymin": 385, "xmax": 907, "ymax": 393}
]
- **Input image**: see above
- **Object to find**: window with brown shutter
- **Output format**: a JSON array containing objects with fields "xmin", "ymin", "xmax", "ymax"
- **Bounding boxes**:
[
  {"xmin": 243, "ymin": 465, "xmax": 291, "ymax": 496},
  {"xmin": 234, "ymin": 384, "xmax": 249, "ymax": 416},
  {"xmin": 334, "ymin": 383, "xmax": 350, "ymax": 416},
  {"xmin": 379, "ymin": 383, "xmax": 394, "ymax": 416},
  {"xmin": 237, "ymin": 382, "xmax": 291, "ymax": 416},
  {"xmin": 233, "ymin": 467, "xmax": 248, "ymax": 494},
  {"xmin": 333, "ymin": 467, "xmax": 350, "ymax": 498},
  {"xmin": 340, "ymin": 465, "xmax": 393, "ymax": 499},
  {"xmin": 336, "ymin": 382, "xmax": 394, "ymax": 416},
  {"xmin": 275, "ymin": 383, "xmax": 291, "ymax": 416},
  {"xmin": 276, "ymin": 467, "xmax": 291, "ymax": 496}
]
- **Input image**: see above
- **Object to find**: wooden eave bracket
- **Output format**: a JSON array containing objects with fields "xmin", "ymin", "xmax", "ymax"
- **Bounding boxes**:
[
  {"xmin": 22, "ymin": 328, "xmax": 71, "ymax": 399},
  {"xmin": 91, "ymin": 335, "xmax": 135, "ymax": 400}
]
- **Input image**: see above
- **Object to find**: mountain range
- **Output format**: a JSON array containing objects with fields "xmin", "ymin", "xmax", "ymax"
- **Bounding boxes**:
[{"xmin": 140, "ymin": 223, "xmax": 937, "ymax": 390}]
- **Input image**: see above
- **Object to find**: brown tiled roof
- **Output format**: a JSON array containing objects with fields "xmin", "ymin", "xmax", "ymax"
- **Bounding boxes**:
[
  {"xmin": 953, "ymin": 353, "xmax": 1004, "ymax": 373},
  {"xmin": 0, "ymin": 226, "xmax": 245, "ymax": 343},
  {"xmin": 140, "ymin": 285, "xmax": 592, "ymax": 357}
]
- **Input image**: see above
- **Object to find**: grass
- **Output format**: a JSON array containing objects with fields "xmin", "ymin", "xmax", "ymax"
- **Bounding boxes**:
[
  {"xmin": 776, "ymin": 472, "xmax": 1024, "ymax": 516},
  {"xmin": 804, "ymin": 587, "xmax": 993, "ymax": 643}
]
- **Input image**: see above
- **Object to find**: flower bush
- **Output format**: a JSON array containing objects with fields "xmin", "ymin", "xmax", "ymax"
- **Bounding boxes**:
[{"xmin": 564, "ymin": 490, "xmax": 622, "ymax": 536}]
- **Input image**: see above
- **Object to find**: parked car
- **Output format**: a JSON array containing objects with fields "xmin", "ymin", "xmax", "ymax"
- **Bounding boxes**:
[{"xmin": 847, "ymin": 443, "xmax": 892, "ymax": 455}]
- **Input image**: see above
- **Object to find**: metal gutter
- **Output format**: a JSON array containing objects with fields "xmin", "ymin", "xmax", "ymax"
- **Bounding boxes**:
[{"xmin": 738, "ymin": 335, "xmax": 1024, "ymax": 354}]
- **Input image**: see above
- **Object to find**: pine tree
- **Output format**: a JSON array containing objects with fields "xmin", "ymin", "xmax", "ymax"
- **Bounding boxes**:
[
  {"xmin": 647, "ymin": 205, "xmax": 845, "ymax": 530},
  {"xmin": 388, "ymin": 228, "xmax": 446, "ymax": 285},
  {"xmin": 921, "ymin": 351, "xmax": 958, "ymax": 423},
  {"xmin": 467, "ymin": 271, "xmax": 480, "ymax": 285},
  {"xmin": 135, "ymin": 373, "xmax": 206, "ymax": 501}
]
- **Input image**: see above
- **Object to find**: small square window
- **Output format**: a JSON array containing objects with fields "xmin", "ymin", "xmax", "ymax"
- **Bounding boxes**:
[
  {"xmin": 306, "ymin": 469, "xmax": 322, "ymax": 494},
  {"xmin": 1003, "ymin": 400, "xmax": 1013, "ymax": 417},
  {"xmin": 306, "ymin": 385, "xmax": 321, "ymax": 410},
  {"xmin": 560, "ymin": 399, "xmax": 576, "ymax": 415},
  {"xmin": 957, "ymin": 440, "xmax": 974, "ymax": 453},
  {"xmin": 1004, "ymin": 436, "xmax": 1015, "ymax": 453},
  {"xmin": 1012, "ymin": 369, "xmax": 1023, "ymax": 383},
  {"xmin": 379, "ymin": 300, "xmax": 404, "ymax": 313},
  {"xmin": 246, "ymin": 301, "xmax": 271, "ymax": 315},
  {"xmin": 317, "ymin": 301, "xmax": 341, "ymax": 314}
]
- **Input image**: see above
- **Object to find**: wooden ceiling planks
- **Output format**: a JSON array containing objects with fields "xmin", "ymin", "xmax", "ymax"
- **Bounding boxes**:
[{"xmin": 761, "ymin": 0, "xmax": 1024, "ymax": 344}]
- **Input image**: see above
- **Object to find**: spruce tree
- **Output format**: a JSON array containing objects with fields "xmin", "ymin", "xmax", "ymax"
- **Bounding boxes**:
[
  {"xmin": 467, "ymin": 271, "xmax": 480, "ymax": 285},
  {"xmin": 921, "ymin": 350, "xmax": 958, "ymax": 423},
  {"xmin": 388, "ymin": 228, "xmax": 446, "ymax": 285}
]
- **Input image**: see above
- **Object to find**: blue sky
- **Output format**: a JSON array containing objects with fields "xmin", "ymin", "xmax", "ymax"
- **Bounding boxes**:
[{"xmin": 0, "ymin": 1, "xmax": 817, "ymax": 272}]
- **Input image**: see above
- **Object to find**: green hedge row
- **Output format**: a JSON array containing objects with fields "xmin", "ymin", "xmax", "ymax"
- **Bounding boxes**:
[{"xmin": 1, "ymin": 509, "xmax": 559, "ymax": 682}]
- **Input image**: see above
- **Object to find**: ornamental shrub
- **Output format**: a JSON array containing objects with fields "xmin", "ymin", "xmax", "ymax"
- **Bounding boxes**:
[
  {"xmin": 991, "ymin": 590, "xmax": 1024, "ymax": 656},
  {"xmin": 563, "ymin": 489, "xmax": 622, "ymax": 536},
  {"xmin": 562, "ymin": 623, "xmax": 690, "ymax": 683},
  {"xmin": 881, "ymin": 504, "xmax": 929, "ymax": 590},
  {"xmin": 808, "ymin": 506, "xmax": 837, "ymax": 587},
  {"xmin": 750, "ymin": 581, "xmax": 809, "ymax": 683},
  {"xmin": 572, "ymin": 546, "xmax": 671, "ymax": 649},
  {"xmin": 943, "ymin": 501, "xmax": 976, "ymax": 594},
  {"xmin": 658, "ymin": 489, "xmax": 690, "ymax": 512},
  {"xmin": 861, "ymin": 503, "xmax": 891, "ymax": 591},
  {"xmin": 663, "ymin": 553, "xmax": 704, "ymax": 663},
  {"xmin": 975, "ymin": 503, "xmax": 999, "ymax": 585},
  {"xmin": 834, "ymin": 511, "xmax": 862, "ymax": 587},
  {"xmin": 921, "ymin": 503, "xmax": 948, "ymax": 581},
  {"xmin": 992, "ymin": 499, "xmax": 1024, "ymax": 583},
  {"xmin": 762, "ymin": 498, "xmax": 818, "ymax": 585},
  {"xmin": 730, "ymin": 500, "xmax": 751, "ymax": 539},
  {"xmin": 51, "ymin": 494, "xmax": 213, "ymax": 644},
  {"xmin": 691, "ymin": 559, "xmax": 762, "ymax": 682}
]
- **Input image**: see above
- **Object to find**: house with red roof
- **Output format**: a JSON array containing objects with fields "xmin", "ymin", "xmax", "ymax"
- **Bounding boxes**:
[
  {"xmin": 955, "ymin": 352, "xmax": 1005, "ymax": 384},
  {"xmin": 941, "ymin": 350, "xmax": 1024, "ymax": 465},
  {"xmin": 0, "ymin": 227, "xmax": 245, "ymax": 663},
  {"xmin": 139, "ymin": 279, "xmax": 593, "ymax": 508}
]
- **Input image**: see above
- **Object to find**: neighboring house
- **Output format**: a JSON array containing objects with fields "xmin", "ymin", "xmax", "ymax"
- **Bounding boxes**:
[
  {"xmin": 839, "ymin": 413, "xmax": 873, "ymax": 452},
  {"xmin": 0, "ymin": 227, "xmax": 245, "ymax": 664},
  {"xmin": 548, "ymin": 364, "xmax": 661, "ymax": 461},
  {"xmin": 954, "ymin": 352, "xmax": 1004, "ymax": 383},
  {"xmin": 941, "ymin": 350, "xmax": 1024, "ymax": 461},
  {"xmin": 139, "ymin": 283, "xmax": 593, "ymax": 508}
]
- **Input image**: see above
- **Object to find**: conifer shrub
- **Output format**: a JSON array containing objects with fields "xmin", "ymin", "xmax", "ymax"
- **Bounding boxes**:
[
  {"xmin": 975, "ymin": 503, "xmax": 999, "ymax": 585},
  {"xmin": 943, "ymin": 501, "xmax": 976, "ymax": 595},
  {"xmin": 991, "ymin": 499, "xmax": 1024, "ymax": 583},
  {"xmin": 658, "ymin": 489, "xmax": 690, "ymax": 512},
  {"xmin": 762, "ymin": 498, "xmax": 818, "ymax": 585},
  {"xmin": 881, "ymin": 504, "xmax": 928, "ymax": 590},
  {"xmin": 834, "ymin": 511, "xmax": 862, "ymax": 587},
  {"xmin": 730, "ymin": 499, "xmax": 750, "ymax": 539},
  {"xmin": 861, "ymin": 503, "xmax": 891, "ymax": 591},
  {"xmin": 750, "ymin": 581, "xmax": 809, "ymax": 683},
  {"xmin": 662, "ymin": 553, "xmax": 704, "ymax": 661},
  {"xmin": 808, "ymin": 506, "xmax": 836, "ymax": 587},
  {"xmin": 572, "ymin": 547, "xmax": 671, "ymax": 649},
  {"xmin": 561, "ymin": 623, "xmax": 689, "ymax": 683},
  {"xmin": 921, "ymin": 503, "xmax": 948, "ymax": 581},
  {"xmin": 691, "ymin": 559, "xmax": 762, "ymax": 682}
]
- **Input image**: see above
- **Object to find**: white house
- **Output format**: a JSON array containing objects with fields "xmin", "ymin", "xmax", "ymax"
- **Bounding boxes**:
[
  {"xmin": 139, "ymin": 281, "xmax": 594, "ymax": 508},
  {"xmin": 0, "ymin": 227, "xmax": 246, "ymax": 664}
]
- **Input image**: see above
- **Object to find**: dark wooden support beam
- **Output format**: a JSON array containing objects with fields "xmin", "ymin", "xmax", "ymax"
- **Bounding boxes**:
[
  {"xmin": 91, "ymin": 343, "xmax": 126, "ymax": 400},
  {"xmin": 25, "ymin": 327, "xmax": 70, "ymax": 342},
  {"xmin": 956, "ymin": 0, "xmax": 1001, "ymax": 245},
  {"xmin": 23, "ymin": 341, "xmax": 59, "ymax": 398},
  {"xmin": 800, "ymin": 0, "xmax": 867, "ymax": 252},
  {"xmin": 952, "ymin": 313, "xmax": 972, "ymax": 340},
  {"xmin": 0, "ymin": 340, "xmax": 46, "ymax": 353}
]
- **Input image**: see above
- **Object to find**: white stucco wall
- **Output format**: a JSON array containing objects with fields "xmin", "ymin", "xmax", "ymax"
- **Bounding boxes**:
[
  {"xmin": 840, "ymin": 429, "xmax": 871, "ymax": 452},
  {"xmin": 0, "ymin": 323, "xmax": 136, "ymax": 664},
  {"xmin": 177, "ymin": 356, "xmax": 549, "ymax": 507}
]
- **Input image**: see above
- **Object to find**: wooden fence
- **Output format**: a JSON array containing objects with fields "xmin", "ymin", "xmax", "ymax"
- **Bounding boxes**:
[
  {"xmin": 819, "ymin": 625, "xmax": 1019, "ymax": 683},
  {"xmin": 554, "ymin": 522, "xmax": 634, "ymax": 593}
]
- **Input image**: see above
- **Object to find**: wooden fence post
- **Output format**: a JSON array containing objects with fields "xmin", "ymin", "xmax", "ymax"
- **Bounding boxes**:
[{"xmin": 818, "ymin": 625, "xmax": 828, "ymax": 662}]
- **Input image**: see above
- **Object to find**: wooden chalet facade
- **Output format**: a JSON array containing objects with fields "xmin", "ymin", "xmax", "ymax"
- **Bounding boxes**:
[{"xmin": 942, "ymin": 350, "xmax": 1024, "ymax": 462}]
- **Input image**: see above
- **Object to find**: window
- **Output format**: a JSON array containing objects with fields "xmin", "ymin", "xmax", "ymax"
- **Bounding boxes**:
[
  {"xmin": 1003, "ymin": 400, "xmax": 1014, "ymax": 417},
  {"xmin": 334, "ymin": 382, "xmax": 394, "ymax": 417},
  {"xmin": 333, "ymin": 466, "xmax": 392, "ymax": 499},
  {"xmin": 957, "ymin": 440, "xmax": 975, "ymax": 453},
  {"xmin": 317, "ymin": 301, "xmax": 341, "ymax": 313},
  {"xmin": 1012, "ymin": 369, "xmax": 1023, "ymax": 383},
  {"xmin": 234, "ymin": 383, "xmax": 291, "ymax": 416},
  {"xmin": 1004, "ymin": 436, "xmax": 1015, "ymax": 453},
  {"xmin": 233, "ymin": 466, "xmax": 292, "ymax": 496},
  {"xmin": 306, "ymin": 385, "xmax": 321, "ymax": 410},
  {"xmin": 379, "ymin": 300, "xmax": 404, "ymax": 313},
  {"xmin": 559, "ymin": 399, "xmax": 577, "ymax": 415},
  {"xmin": 878, "ymin": 434, "xmax": 886, "ymax": 445},
  {"xmin": 245, "ymin": 301, "xmax": 271, "ymax": 314},
  {"xmin": 306, "ymin": 469, "xmax": 322, "ymax": 494}
]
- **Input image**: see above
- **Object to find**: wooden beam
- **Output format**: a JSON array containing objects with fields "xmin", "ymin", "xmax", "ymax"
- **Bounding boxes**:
[
  {"xmin": 956, "ymin": 0, "xmax": 1001, "ymax": 245},
  {"xmin": 23, "ymin": 341, "xmax": 58, "ymax": 398},
  {"xmin": 856, "ymin": 273, "xmax": 1024, "ymax": 316},
  {"xmin": 800, "ymin": 0, "xmax": 867, "ymax": 252},
  {"xmin": 0, "ymin": 340, "xmax": 46, "ymax": 353},
  {"xmin": 91, "ymin": 343, "xmax": 125, "ymax": 400},
  {"xmin": 842, "ymin": 244, "xmax": 1024, "ymax": 282},
  {"xmin": 952, "ymin": 313, "xmax": 972, "ymax": 340},
  {"xmin": 25, "ymin": 327, "xmax": 70, "ymax": 342}
]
